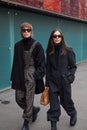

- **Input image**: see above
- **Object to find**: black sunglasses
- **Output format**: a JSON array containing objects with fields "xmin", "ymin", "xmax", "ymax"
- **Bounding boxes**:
[
  {"xmin": 22, "ymin": 29, "xmax": 31, "ymax": 32},
  {"xmin": 52, "ymin": 35, "xmax": 62, "ymax": 38}
]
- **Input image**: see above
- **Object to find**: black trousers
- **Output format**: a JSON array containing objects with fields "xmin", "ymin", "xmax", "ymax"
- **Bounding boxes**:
[{"xmin": 47, "ymin": 81, "xmax": 77, "ymax": 122}]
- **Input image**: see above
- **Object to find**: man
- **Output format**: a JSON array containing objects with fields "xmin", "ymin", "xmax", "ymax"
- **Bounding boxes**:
[{"xmin": 11, "ymin": 22, "xmax": 45, "ymax": 130}]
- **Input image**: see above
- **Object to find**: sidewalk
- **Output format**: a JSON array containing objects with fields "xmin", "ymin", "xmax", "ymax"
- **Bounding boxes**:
[{"xmin": 0, "ymin": 61, "xmax": 87, "ymax": 130}]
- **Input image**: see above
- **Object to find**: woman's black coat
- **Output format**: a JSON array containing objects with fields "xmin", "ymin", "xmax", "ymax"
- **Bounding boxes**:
[
  {"xmin": 11, "ymin": 39, "xmax": 45, "ymax": 91},
  {"xmin": 46, "ymin": 48, "xmax": 77, "ymax": 88}
]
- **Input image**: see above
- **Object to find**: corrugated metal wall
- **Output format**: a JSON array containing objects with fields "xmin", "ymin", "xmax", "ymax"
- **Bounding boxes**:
[{"xmin": 0, "ymin": 4, "xmax": 87, "ymax": 90}]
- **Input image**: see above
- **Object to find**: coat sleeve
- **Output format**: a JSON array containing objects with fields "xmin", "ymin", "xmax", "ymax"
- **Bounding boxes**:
[
  {"xmin": 67, "ymin": 48, "xmax": 77, "ymax": 83},
  {"xmin": 10, "ymin": 42, "xmax": 25, "ymax": 90},
  {"xmin": 10, "ymin": 43, "xmax": 21, "ymax": 90},
  {"xmin": 33, "ymin": 43, "xmax": 46, "ymax": 79},
  {"xmin": 68, "ymin": 48, "xmax": 77, "ymax": 75},
  {"xmin": 45, "ymin": 54, "xmax": 51, "ymax": 86},
  {"xmin": 10, "ymin": 44, "xmax": 18, "ymax": 81}
]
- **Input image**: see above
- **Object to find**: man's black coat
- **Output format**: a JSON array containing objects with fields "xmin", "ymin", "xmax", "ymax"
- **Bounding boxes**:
[{"xmin": 11, "ymin": 39, "xmax": 45, "ymax": 92}]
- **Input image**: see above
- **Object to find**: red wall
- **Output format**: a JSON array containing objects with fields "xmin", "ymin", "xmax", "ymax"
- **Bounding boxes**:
[
  {"xmin": 79, "ymin": 0, "xmax": 87, "ymax": 20},
  {"xmin": 12, "ymin": 0, "xmax": 43, "ymax": 8},
  {"xmin": 43, "ymin": 0, "xmax": 61, "ymax": 13},
  {"xmin": 9, "ymin": 0, "xmax": 87, "ymax": 20}
]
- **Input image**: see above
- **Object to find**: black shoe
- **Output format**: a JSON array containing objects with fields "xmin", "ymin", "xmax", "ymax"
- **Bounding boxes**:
[
  {"xmin": 51, "ymin": 121, "xmax": 57, "ymax": 130},
  {"xmin": 51, "ymin": 127, "xmax": 57, "ymax": 130},
  {"xmin": 70, "ymin": 113, "xmax": 77, "ymax": 126},
  {"xmin": 32, "ymin": 106, "xmax": 40, "ymax": 122},
  {"xmin": 21, "ymin": 125, "xmax": 29, "ymax": 130},
  {"xmin": 21, "ymin": 120, "xmax": 29, "ymax": 130}
]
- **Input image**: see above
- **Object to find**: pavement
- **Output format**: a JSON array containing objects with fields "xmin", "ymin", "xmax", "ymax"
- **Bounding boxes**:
[{"xmin": 0, "ymin": 61, "xmax": 87, "ymax": 130}]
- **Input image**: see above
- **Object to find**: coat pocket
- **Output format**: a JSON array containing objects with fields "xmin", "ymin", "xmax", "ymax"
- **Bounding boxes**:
[{"xmin": 62, "ymin": 74, "xmax": 70, "ymax": 84}]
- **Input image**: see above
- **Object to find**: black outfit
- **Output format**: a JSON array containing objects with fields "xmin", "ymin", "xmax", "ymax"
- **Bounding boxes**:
[
  {"xmin": 11, "ymin": 37, "xmax": 45, "ymax": 91},
  {"xmin": 11, "ymin": 37, "xmax": 45, "ymax": 126},
  {"xmin": 46, "ymin": 43, "xmax": 77, "ymax": 122}
]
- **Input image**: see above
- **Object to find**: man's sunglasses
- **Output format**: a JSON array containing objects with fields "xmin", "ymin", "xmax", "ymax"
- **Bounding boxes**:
[
  {"xmin": 22, "ymin": 29, "xmax": 31, "ymax": 32},
  {"xmin": 52, "ymin": 35, "xmax": 62, "ymax": 38}
]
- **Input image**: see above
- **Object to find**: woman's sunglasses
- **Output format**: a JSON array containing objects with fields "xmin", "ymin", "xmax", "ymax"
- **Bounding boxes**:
[{"xmin": 52, "ymin": 35, "xmax": 62, "ymax": 38}]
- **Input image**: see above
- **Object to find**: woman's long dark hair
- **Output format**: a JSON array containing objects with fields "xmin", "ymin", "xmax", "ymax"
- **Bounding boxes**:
[{"xmin": 46, "ymin": 29, "xmax": 70, "ymax": 55}]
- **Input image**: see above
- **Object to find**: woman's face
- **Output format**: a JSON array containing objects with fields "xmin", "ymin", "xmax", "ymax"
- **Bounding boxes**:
[
  {"xmin": 52, "ymin": 30, "xmax": 62, "ymax": 44},
  {"xmin": 21, "ymin": 27, "xmax": 32, "ymax": 38}
]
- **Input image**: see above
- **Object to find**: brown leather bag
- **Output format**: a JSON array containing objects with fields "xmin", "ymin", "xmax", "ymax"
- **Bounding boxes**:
[{"xmin": 40, "ymin": 87, "xmax": 50, "ymax": 106}]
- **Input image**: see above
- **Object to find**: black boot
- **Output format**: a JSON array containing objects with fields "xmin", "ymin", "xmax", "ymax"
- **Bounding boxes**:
[
  {"xmin": 21, "ymin": 120, "xmax": 29, "ymax": 130},
  {"xmin": 51, "ymin": 121, "xmax": 57, "ymax": 130},
  {"xmin": 32, "ymin": 106, "xmax": 40, "ymax": 122},
  {"xmin": 70, "ymin": 113, "xmax": 77, "ymax": 126}
]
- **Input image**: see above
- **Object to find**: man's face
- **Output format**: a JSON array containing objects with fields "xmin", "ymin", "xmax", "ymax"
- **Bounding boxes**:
[{"xmin": 21, "ymin": 27, "xmax": 32, "ymax": 38}]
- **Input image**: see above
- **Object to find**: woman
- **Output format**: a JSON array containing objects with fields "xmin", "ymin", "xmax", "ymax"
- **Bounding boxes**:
[{"xmin": 45, "ymin": 29, "xmax": 77, "ymax": 130}]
